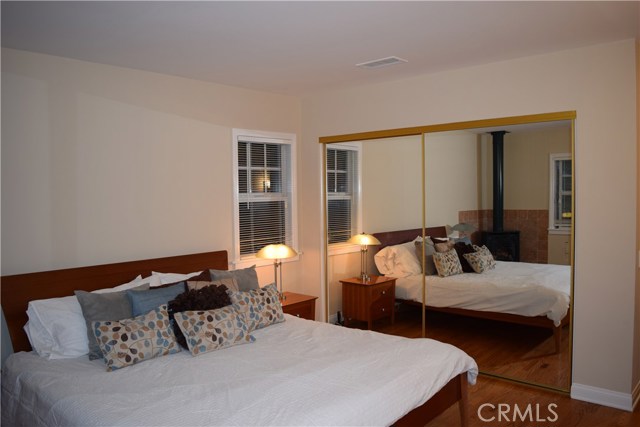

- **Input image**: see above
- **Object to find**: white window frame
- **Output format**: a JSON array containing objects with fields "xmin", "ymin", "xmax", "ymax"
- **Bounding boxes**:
[
  {"xmin": 548, "ymin": 153, "xmax": 572, "ymax": 235},
  {"xmin": 326, "ymin": 142, "xmax": 362, "ymax": 256},
  {"xmin": 232, "ymin": 129, "xmax": 298, "ymax": 268}
]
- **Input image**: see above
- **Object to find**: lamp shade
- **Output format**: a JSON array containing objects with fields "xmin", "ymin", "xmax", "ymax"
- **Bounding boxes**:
[
  {"xmin": 347, "ymin": 233, "xmax": 381, "ymax": 246},
  {"xmin": 256, "ymin": 244, "xmax": 298, "ymax": 260},
  {"xmin": 452, "ymin": 223, "xmax": 475, "ymax": 233}
]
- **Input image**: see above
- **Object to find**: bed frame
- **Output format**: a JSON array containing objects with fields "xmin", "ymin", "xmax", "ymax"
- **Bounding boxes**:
[
  {"xmin": 1, "ymin": 250, "xmax": 469, "ymax": 427},
  {"xmin": 373, "ymin": 227, "xmax": 569, "ymax": 353}
]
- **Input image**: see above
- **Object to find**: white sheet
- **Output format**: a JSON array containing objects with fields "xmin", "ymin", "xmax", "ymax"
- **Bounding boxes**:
[
  {"xmin": 2, "ymin": 315, "xmax": 478, "ymax": 427},
  {"xmin": 396, "ymin": 261, "xmax": 571, "ymax": 326}
]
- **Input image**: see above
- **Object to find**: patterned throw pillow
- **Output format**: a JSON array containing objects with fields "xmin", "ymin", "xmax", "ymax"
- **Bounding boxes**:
[
  {"xmin": 473, "ymin": 245, "xmax": 497, "ymax": 269},
  {"xmin": 433, "ymin": 249, "xmax": 463, "ymax": 277},
  {"xmin": 92, "ymin": 304, "xmax": 180, "ymax": 371},
  {"xmin": 463, "ymin": 251, "xmax": 495, "ymax": 273},
  {"xmin": 228, "ymin": 283, "xmax": 285, "ymax": 332},
  {"xmin": 175, "ymin": 306, "xmax": 255, "ymax": 356}
]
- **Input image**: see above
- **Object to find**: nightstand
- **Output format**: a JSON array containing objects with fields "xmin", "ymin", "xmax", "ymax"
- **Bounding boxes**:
[
  {"xmin": 340, "ymin": 275, "xmax": 396, "ymax": 330},
  {"xmin": 281, "ymin": 292, "xmax": 318, "ymax": 321}
]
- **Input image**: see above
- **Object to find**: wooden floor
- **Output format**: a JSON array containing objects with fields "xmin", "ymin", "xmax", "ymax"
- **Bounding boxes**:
[
  {"xmin": 369, "ymin": 303, "xmax": 571, "ymax": 389},
  {"xmin": 351, "ymin": 304, "xmax": 639, "ymax": 426},
  {"xmin": 427, "ymin": 375, "xmax": 640, "ymax": 427}
]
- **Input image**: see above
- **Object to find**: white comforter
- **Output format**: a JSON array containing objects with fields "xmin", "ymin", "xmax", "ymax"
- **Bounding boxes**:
[
  {"xmin": 396, "ymin": 261, "xmax": 571, "ymax": 326},
  {"xmin": 2, "ymin": 315, "xmax": 478, "ymax": 427}
]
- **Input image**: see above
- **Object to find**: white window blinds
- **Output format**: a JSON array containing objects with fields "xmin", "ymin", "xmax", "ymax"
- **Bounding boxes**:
[
  {"xmin": 327, "ymin": 147, "xmax": 358, "ymax": 244},
  {"xmin": 233, "ymin": 130, "xmax": 296, "ymax": 262}
]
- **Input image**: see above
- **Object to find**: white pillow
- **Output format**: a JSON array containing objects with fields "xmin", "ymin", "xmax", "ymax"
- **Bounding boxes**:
[
  {"xmin": 373, "ymin": 241, "xmax": 422, "ymax": 278},
  {"xmin": 151, "ymin": 270, "xmax": 202, "ymax": 286},
  {"xmin": 25, "ymin": 274, "xmax": 154, "ymax": 359}
]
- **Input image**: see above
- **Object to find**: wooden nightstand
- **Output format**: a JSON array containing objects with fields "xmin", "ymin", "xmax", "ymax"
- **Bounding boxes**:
[
  {"xmin": 340, "ymin": 275, "xmax": 396, "ymax": 330},
  {"xmin": 281, "ymin": 292, "xmax": 318, "ymax": 321}
]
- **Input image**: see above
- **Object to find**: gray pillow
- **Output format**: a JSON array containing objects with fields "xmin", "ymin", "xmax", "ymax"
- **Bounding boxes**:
[
  {"xmin": 209, "ymin": 266, "xmax": 259, "ymax": 291},
  {"xmin": 75, "ymin": 284, "xmax": 149, "ymax": 360},
  {"xmin": 415, "ymin": 238, "xmax": 437, "ymax": 276},
  {"xmin": 126, "ymin": 282, "xmax": 186, "ymax": 317}
]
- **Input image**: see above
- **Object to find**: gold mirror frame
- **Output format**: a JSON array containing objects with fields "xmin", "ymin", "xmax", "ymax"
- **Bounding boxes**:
[{"xmin": 320, "ymin": 111, "xmax": 576, "ymax": 392}]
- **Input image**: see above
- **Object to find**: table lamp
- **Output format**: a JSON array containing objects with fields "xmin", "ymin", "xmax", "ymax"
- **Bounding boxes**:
[
  {"xmin": 347, "ymin": 233, "xmax": 381, "ymax": 282},
  {"xmin": 256, "ymin": 244, "xmax": 298, "ymax": 300}
]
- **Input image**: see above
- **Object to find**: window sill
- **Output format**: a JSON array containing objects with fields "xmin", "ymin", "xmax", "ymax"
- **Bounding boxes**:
[
  {"xmin": 328, "ymin": 243, "xmax": 361, "ymax": 257},
  {"xmin": 548, "ymin": 228, "xmax": 570, "ymax": 236},
  {"xmin": 232, "ymin": 254, "xmax": 301, "ymax": 270}
]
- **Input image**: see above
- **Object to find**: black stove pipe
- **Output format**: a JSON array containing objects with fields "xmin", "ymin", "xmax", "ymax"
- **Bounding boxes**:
[{"xmin": 491, "ymin": 131, "xmax": 508, "ymax": 232}]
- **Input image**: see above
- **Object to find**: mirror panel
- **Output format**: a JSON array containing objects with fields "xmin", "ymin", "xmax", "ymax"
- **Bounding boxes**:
[
  {"xmin": 322, "ymin": 112, "xmax": 574, "ymax": 392},
  {"xmin": 423, "ymin": 121, "xmax": 572, "ymax": 390}
]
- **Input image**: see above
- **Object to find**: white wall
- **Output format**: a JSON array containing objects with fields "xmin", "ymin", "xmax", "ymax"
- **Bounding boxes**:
[
  {"xmin": 301, "ymin": 40, "xmax": 638, "ymax": 403},
  {"xmin": 1, "ymin": 48, "xmax": 301, "ymax": 281}
]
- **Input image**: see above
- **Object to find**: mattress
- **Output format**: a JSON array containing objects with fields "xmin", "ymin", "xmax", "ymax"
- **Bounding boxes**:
[
  {"xmin": 1, "ymin": 314, "xmax": 478, "ymax": 427},
  {"xmin": 395, "ymin": 261, "xmax": 571, "ymax": 325}
]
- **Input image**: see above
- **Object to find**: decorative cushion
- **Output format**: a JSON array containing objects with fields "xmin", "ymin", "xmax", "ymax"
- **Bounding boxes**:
[
  {"xmin": 75, "ymin": 284, "xmax": 149, "ymax": 360},
  {"xmin": 453, "ymin": 242, "xmax": 476, "ymax": 273},
  {"xmin": 168, "ymin": 284, "xmax": 233, "ymax": 348},
  {"xmin": 463, "ymin": 251, "xmax": 495, "ymax": 273},
  {"xmin": 474, "ymin": 245, "xmax": 494, "ymax": 258},
  {"xmin": 175, "ymin": 306, "xmax": 255, "ymax": 356},
  {"xmin": 187, "ymin": 278, "xmax": 239, "ymax": 292},
  {"xmin": 228, "ymin": 283, "xmax": 285, "ymax": 332},
  {"xmin": 210, "ymin": 266, "xmax": 259, "ymax": 291},
  {"xmin": 92, "ymin": 304, "xmax": 180, "ymax": 371},
  {"xmin": 414, "ymin": 238, "xmax": 437, "ymax": 276},
  {"xmin": 433, "ymin": 249, "xmax": 464, "ymax": 277},
  {"xmin": 434, "ymin": 240, "xmax": 454, "ymax": 253},
  {"xmin": 127, "ymin": 282, "xmax": 186, "ymax": 317},
  {"xmin": 26, "ymin": 275, "xmax": 153, "ymax": 360}
]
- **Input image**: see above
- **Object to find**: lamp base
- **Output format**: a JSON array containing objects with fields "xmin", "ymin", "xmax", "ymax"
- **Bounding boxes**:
[
  {"xmin": 279, "ymin": 291, "xmax": 286, "ymax": 301},
  {"xmin": 359, "ymin": 273, "xmax": 370, "ymax": 283}
]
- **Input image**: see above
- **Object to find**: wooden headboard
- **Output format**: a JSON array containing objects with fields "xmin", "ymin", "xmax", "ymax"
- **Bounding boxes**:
[
  {"xmin": 373, "ymin": 226, "xmax": 448, "ymax": 251},
  {"xmin": 1, "ymin": 250, "xmax": 229, "ymax": 352}
]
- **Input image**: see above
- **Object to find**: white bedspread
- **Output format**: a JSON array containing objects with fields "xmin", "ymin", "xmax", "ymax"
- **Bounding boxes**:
[
  {"xmin": 2, "ymin": 315, "xmax": 478, "ymax": 427},
  {"xmin": 396, "ymin": 261, "xmax": 571, "ymax": 326}
]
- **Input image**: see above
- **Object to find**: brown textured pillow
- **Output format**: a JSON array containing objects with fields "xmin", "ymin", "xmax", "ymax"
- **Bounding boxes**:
[
  {"xmin": 454, "ymin": 242, "xmax": 476, "ymax": 273},
  {"xmin": 434, "ymin": 240, "xmax": 454, "ymax": 253},
  {"xmin": 168, "ymin": 285, "xmax": 232, "ymax": 349},
  {"xmin": 187, "ymin": 278, "xmax": 239, "ymax": 292}
]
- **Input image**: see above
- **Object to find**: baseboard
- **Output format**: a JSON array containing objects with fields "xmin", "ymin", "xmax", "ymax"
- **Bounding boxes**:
[{"xmin": 571, "ymin": 383, "xmax": 634, "ymax": 411}]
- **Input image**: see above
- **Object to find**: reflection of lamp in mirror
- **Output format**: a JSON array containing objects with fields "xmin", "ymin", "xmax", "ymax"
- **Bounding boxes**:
[
  {"xmin": 452, "ymin": 223, "xmax": 476, "ymax": 242},
  {"xmin": 348, "ymin": 233, "xmax": 381, "ymax": 282},
  {"xmin": 256, "ymin": 244, "xmax": 297, "ymax": 300}
]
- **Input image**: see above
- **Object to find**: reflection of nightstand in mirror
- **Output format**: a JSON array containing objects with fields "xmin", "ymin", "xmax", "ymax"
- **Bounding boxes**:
[
  {"xmin": 340, "ymin": 276, "xmax": 396, "ymax": 330},
  {"xmin": 281, "ymin": 292, "xmax": 318, "ymax": 321}
]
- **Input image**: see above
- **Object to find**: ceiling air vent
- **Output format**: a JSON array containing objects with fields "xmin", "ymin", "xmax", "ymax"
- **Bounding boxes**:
[{"xmin": 356, "ymin": 56, "xmax": 408, "ymax": 69}]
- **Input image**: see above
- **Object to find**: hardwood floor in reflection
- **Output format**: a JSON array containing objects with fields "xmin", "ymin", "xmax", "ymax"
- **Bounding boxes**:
[{"xmin": 369, "ymin": 303, "xmax": 570, "ymax": 389}]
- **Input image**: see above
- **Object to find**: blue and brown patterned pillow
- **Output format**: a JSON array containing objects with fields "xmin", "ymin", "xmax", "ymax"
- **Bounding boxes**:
[
  {"xmin": 92, "ymin": 304, "xmax": 180, "ymax": 371},
  {"xmin": 228, "ymin": 283, "xmax": 285, "ymax": 332},
  {"xmin": 472, "ymin": 245, "xmax": 497, "ymax": 269},
  {"xmin": 174, "ymin": 306, "xmax": 255, "ymax": 356},
  {"xmin": 433, "ymin": 249, "xmax": 464, "ymax": 277}
]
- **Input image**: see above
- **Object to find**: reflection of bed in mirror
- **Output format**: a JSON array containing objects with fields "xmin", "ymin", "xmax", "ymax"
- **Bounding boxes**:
[{"xmin": 372, "ymin": 227, "xmax": 571, "ymax": 352}]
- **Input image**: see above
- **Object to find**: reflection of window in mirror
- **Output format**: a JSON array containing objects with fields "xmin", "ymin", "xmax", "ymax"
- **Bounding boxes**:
[
  {"xmin": 549, "ymin": 153, "xmax": 572, "ymax": 233},
  {"xmin": 326, "ymin": 144, "xmax": 361, "ymax": 253}
]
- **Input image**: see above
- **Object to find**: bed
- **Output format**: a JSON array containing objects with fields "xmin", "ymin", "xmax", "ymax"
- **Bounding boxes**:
[
  {"xmin": 1, "ymin": 250, "xmax": 478, "ymax": 427},
  {"xmin": 373, "ymin": 227, "xmax": 571, "ymax": 352}
]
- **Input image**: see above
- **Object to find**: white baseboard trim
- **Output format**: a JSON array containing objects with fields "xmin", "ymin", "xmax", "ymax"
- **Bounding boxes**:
[{"xmin": 571, "ymin": 383, "xmax": 634, "ymax": 411}]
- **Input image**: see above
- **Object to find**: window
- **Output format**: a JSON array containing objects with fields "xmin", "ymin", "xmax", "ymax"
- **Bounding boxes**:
[
  {"xmin": 233, "ymin": 130, "xmax": 297, "ymax": 265},
  {"xmin": 549, "ymin": 153, "xmax": 572, "ymax": 232},
  {"xmin": 326, "ymin": 145, "xmax": 360, "ymax": 247}
]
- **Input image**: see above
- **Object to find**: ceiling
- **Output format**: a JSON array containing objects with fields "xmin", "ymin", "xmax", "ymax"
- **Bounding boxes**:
[{"xmin": 2, "ymin": 1, "xmax": 638, "ymax": 97}]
